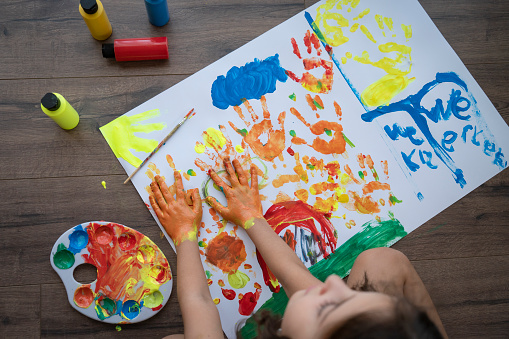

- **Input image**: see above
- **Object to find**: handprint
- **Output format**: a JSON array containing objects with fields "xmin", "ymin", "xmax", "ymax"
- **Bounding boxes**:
[
  {"xmin": 228, "ymin": 95, "xmax": 286, "ymax": 162},
  {"xmin": 313, "ymin": 0, "xmax": 414, "ymax": 107},
  {"xmin": 286, "ymin": 30, "xmax": 334, "ymax": 93},
  {"xmin": 289, "ymin": 95, "xmax": 350, "ymax": 155},
  {"xmin": 100, "ymin": 109, "xmax": 166, "ymax": 168}
]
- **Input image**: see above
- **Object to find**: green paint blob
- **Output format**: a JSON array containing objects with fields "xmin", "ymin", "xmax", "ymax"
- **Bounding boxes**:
[
  {"xmin": 95, "ymin": 297, "xmax": 116, "ymax": 320},
  {"xmin": 143, "ymin": 290, "xmax": 163, "ymax": 308},
  {"xmin": 53, "ymin": 244, "xmax": 75, "ymax": 269},
  {"xmin": 237, "ymin": 128, "xmax": 248, "ymax": 137},
  {"xmin": 289, "ymin": 93, "xmax": 296, "ymax": 101},
  {"xmin": 289, "ymin": 130, "xmax": 296, "ymax": 137},
  {"xmin": 228, "ymin": 270, "xmax": 250, "ymax": 289},
  {"xmin": 206, "ymin": 270, "xmax": 212, "ymax": 279},
  {"xmin": 358, "ymin": 171, "xmax": 365, "ymax": 180},
  {"xmin": 187, "ymin": 169, "xmax": 196, "ymax": 176},
  {"xmin": 240, "ymin": 218, "xmax": 407, "ymax": 338},
  {"xmin": 342, "ymin": 132, "xmax": 355, "ymax": 148},
  {"xmin": 198, "ymin": 241, "xmax": 207, "ymax": 248},
  {"xmin": 306, "ymin": 164, "xmax": 315, "ymax": 170},
  {"xmin": 324, "ymin": 128, "xmax": 332, "ymax": 137},
  {"xmin": 313, "ymin": 99, "xmax": 324, "ymax": 110},
  {"xmin": 389, "ymin": 194, "xmax": 403, "ymax": 205}
]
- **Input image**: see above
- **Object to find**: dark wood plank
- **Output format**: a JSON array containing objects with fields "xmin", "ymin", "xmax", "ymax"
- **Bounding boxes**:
[
  {"xmin": 0, "ymin": 285, "xmax": 40, "ymax": 338},
  {"xmin": 412, "ymin": 255, "xmax": 509, "ymax": 338},
  {"xmin": 0, "ymin": 0, "xmax": 304, "ymax": 80},
  {"xmin": 40, "ymin": 282, "xmax": 183, "ymax": 338}
]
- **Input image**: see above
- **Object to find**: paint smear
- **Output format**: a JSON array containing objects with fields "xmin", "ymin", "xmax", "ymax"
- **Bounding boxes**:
[
  {"xmin": 238, "ymin": 289, "xmax": 262, "ymax": 316},
  {"xmin": 100, "ymin": 109, "xmax": 166, "ymax": 168},
  {"xmin": 74, "ymin": 285, "xmax": 94, "ymax": 308},
  {"xmin": 101, "ymin": 181, "xmax": 106, "ymax": 189},
  {"xmin": 205, "ymin": 232, "xmax": 247, "ymax": 274}
]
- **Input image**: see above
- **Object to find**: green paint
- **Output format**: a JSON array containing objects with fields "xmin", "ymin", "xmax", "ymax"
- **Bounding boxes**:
[
  {"xmin": 187, "ymin": 169, "xmax": 196, "ymax": 176},
  {"xmin": 371, "ymin": 168, "xmax": 379, "ymax": 181},
  {"xmin": 206, "ymin": 270, "xmax": 212, "ymax": 279},
  {"xmin": 389, "ymin": 194, "xmax": 402, "ymax": 205},
  {"xmin": 289, "ymin": 93, "xmax": 296, "ymax": 101},
  {"xmin": 324, "ymin": 128, "xmax": 332, "ymax": 137},
  {"xmin": 143, "ymin": 291, "xmax": 163, "ymax": 308},
  {"xmin": 115, "ymin": 325, "xmax": 122, "ymax": 332},
  {"xmin": 388, "ymin": 211, "xmax": 395, "ymax": 220},
  {"xmin": 317, "ymin": 80, "xmax": 323, "ymax": 90},
  {"xmin": 95, "ymin": 297, "xmax": 116, "ymax": 320},
  {"xmin": 313, "ymin": 99, "xmax": 324, "ymax": 110},
  {"xmin": 289, "ymin": 130, "xmax": 296, "ymax": 137},
  {"xmin": 237, "ymin": 128, "xmax": 248, "ymax": 137},
  {"xmin": 240, "ymin": 217, "xmax": 407, "ymax": 338},
  {"xmin": 358, "ymin": 171, "xmax": 365, "ymax": 180},
  {"xmin": 100, "ymin": 109, "xmax": 166, "ymax": 168},
  {"xmin": 311, "ymin": 20, "xmax": 327, "ymax": 43},
  {"xmin": 342, "ymin": 132, "xmax": 355, "ymax": 148},
  {"xmin": 53, "ymin": 243, "xmax": 75, "ymax": 269},
  {"xmin": 228, "ymin": 270, "xmax": 250, "ymax": 289},
  {"xmin": 306, "ymin": 164, "xmax": 315, "ymax": 170},
  {"xmin": 198, "ymin": 241, "xmax": 207, "ymax": 248}
]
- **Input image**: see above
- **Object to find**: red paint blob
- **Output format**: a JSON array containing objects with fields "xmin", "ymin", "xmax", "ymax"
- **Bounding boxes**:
[
  {"xmin": 222, "ymin": 288, "xmax": 236, "ymax": 300},
  {"xmin": 74, "ymin": 285, "xmax": 94, "ymax": 308},
  {"xmin": 95, "ymin": 226, "xmax": 114, "ymax": 245},
  {"xmin": 287, "ymin": 146, "xmax": 295, "ymax": 156},
  {"xmin": 151, "ymin": 304, "xmax": 163, "ymax": 311},
  {"xmin": 118, "ymin": 232, "xmax": 136, "ymax": 251},
  {"xmin": 238, "ymin": 289, "xmax": 261, "ymax": 316}
]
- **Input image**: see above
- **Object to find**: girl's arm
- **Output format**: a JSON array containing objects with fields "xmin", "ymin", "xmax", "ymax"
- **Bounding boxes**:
[
  {"xmin": 150, "ymin": 172, "xmax": 223, "ymax": 339},
  {"xmin": 206, "ymin": 158, "xmax": 320, "ymax": 298}
]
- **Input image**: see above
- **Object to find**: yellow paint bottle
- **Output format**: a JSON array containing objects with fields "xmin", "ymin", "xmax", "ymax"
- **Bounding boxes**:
[
  {"xmin": 79, "ymin": 0, "xmax": 112, "ymax": 41},
  {"xmin": 41, "ymin": 93, "xmax": 80, "ymax": 130}
]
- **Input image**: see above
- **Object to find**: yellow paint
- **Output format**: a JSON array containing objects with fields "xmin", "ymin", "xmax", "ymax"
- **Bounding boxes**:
[
  {"xmin": 143, "ymin": 290, "xmax": 163, "ymax": 308},
  {"xmin": 384, "ymin": 17, "xmax": 394, "ymax": 30},
  {"xmin": 375, "ymin": 14, "xmax": 384, "ymax": 29},
  {"xmin": 203, "ymin": 127, "xmax": 227, "ymax": 150},
  {"xmin": 228, "ymin": 271, "xmax": 250, "ymax": 289},
  {"xmin": 235, "ymin": 145, "xmax": 244, "ymax": 153},
  {"xmin": 360, "ymin": 25, "xmax": 376, "ymax": 43},
  {"xmin": 361, "ymin": 74, "xmax": 414, "ymax": 107},
  {"xmin": 346, "ymin": 52, "xmax": 352, "ymax": 58},
  {"xmin": 213, "ymin": 298, "xmax": 220, "ymax": 305},
  {"xmin": 194, "ymin": 143, "xmax": 206, "ymax": 154},
  {"xmin": 350, "ymin": 23, "xmax": 359, "ymax": 32},
  {"xmin": 353, "ymin": 8, "xmax": 370, "ymax": 20},
  {"xmin": 101, "ymin": 181, "xmax": 106, "ymax": 189},
  {"xmin": 401, "ymin": 24, "xmax": 412, "ymax": 40},
  {"xmin": 100, "ymin": 109, "xmax": 166, "ymax": 168},
  {"xmin": 314, "ymin": 1, "xmax": 350, "ymax": 46},
  {"xmin": 244, "ymin": 217, "xmax": 256, "ymax": 230},
  {"xmin": 341, "ymin": 57, "xmax": 347, "ymax": 64}
]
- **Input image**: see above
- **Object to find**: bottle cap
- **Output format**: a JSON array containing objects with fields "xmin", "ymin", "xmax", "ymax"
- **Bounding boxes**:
[
  {"xmin": 41, "ymin": 93, "xmax": 61, "ymax": 111},
  {"xmin": 80, "ymin": 0, "xmax": 98, "ymax": 14},
  {"xmin": 102, "ymin": 44, "xmax": 115, "ymax": 58}
]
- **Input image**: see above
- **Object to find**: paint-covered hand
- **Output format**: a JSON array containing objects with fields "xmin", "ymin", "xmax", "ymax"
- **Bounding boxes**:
[
  {"xmin": 149, "ymin": 172, "xmax": 202, "ymax": 246},
  {"xmin": 206, "ymin": 158, "xmax": 263, "ymax": 229}
]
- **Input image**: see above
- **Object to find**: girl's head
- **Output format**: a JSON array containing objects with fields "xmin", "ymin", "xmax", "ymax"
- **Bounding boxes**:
[{"xmin": 252, "ymin": 274, "xmax": 443, "ymax": 339}]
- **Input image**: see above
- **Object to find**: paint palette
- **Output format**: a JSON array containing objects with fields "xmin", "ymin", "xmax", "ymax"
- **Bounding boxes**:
[{"xmin": 50, "ymin": 221, "xmax": 172, "ymax": 323}]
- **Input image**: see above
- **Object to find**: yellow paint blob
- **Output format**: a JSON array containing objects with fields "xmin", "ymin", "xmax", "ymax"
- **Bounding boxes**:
[
  {"xmin": 194, "ymin": 143, "xmax": 206, "ymax": 154},
  {"xmin": 401, "ymin": 24, "xmax": 412, "ymax": 39},
  {"xmin": 361, "ymin": 74, "xmax": 414, "ymax": 107},
  {"xmin": 314, "ymin": 2, "xmax": 350, "ymax": 46},
  {"xmin": 384, "ymin": 17, "xmax": 394, "ymax": 30},
  {"xmin": 100, "ymin": 109, "xmax": 166, "ymax": 168},
  {"xmin": 203, "ymin": 127, "xmax": 227, "ymax": 150},
  {"xmin": 235, "ymin": 145, "xmax": 245, "ymax": 153},
  {"xmin": 101, "ymin": 181, "xmax": 106, "ymax": 189},
  {"xmin": 341, "ymin": 57, "xmax": 347, "ymax": 64},
  {"xmin": 228, "ymin": 271, "xmax": 250, "ymax": 289},
  {"xmin": 350, "ymin": 23, "xmax": 359, "ymax": 32},
  {"xmin": 353, "ymin": 8, "xmax": 370, "ymax": 20},
  {"xmin": 375, "ymin": 14, "xmax": 384, "ymax": 29},
  {"xmin": 346, "ymin": 52, "xmax": 352, "ymax": 58},
  {"xmin": 143, "ymin": 291, "xmax": 163, "ymax": 308},
  {"xmin": 360, "ymin": 25, "xmax": 377, "ymax": 43},
  {"xmin": 213, "ymin": 298, "xmax": 220, "ymax": 305}
]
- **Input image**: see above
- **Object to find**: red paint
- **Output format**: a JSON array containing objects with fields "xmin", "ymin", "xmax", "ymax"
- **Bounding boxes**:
[
  {"xmin": 95, "ymin": 225, "xmax": 114, "ymax": 245},
  {"xmin": 285, "ymin": 69, "xmax": 300, "ymax": 82},
  {"xmin": 256, "ymin": 201, "xmax": 337, "ymax": 292},
  {"xmin": 290, "ymin": 38, "xmax": 301, "ymax": 59},
  {"xmin": 287, "ymin": 146, "xmax": 295, "ymax": 156},
  {"xmin": 102, "ymin": 37, "xmax": 168, "ymax": 62},
  {"xmin": 118, "ymin": 232, "xmax": 136, "ymax": 251},
  {"xmin": 222, "ymin": 288, "xmax": 236, "ymax": 300},
  {"xmin": 74, "ymin": 285, "xmax": 94, "ymax": 308},
  {"xmin": 304, "ymin": 30, "xmax": 313, "ymax": 54},
  {"xmin": 151, "ymin": 304, "xmax": 163, "ymax": 311},
  {"xmin": 238, "ymin": 289, "xmax": 261, "ymax": 316}
]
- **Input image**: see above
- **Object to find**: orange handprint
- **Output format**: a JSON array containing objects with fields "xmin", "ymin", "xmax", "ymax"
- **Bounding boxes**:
[
  {"xmin": 286, "ymin": 30, "xmax": 334, "ymax": 93},
  {"xmin": 228, "ymin": 95, "xmax": 286, "ymax": 162}
]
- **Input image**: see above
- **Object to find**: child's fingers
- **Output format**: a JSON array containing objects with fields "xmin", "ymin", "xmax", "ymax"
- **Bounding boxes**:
[
  {"xmin": 223, "ymin": 157, "xmax": 239, "ymax": 187},
  {"xmin": 250, "ymin": 163, "xmax": 259, "ymax": 190},
  {"xmin": 206, "ymin": 196, "xmax": 228, "ymax": 217},
  {"xmin": 155, "ymin": 175, "xmax": 174, "ymax": 205},
  {"xmin": 191, "ymin": 188, "xmax": 202, "ymax": 215},
  {"xmin": 173, "ymin": 171, "xmax": 185, "ymax": 201},
  {"xmin": 232, "ymin": 159, "xmax": 248, "ymax": 186},
  {"xmin": 151, "ymin": 180, "xmax": 168, "ymax": 209},
  {"xmin": 208, "ymin": 169, "xmax": 231, "ymax": 197},
  {"xmin": 149, "ymin": 194, "xmax": 164, "ymax": 220}
]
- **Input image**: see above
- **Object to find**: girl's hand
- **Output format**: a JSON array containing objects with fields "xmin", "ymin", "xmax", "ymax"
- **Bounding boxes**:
[
  {"xmin": 206, "ymin": 157, "xmax": 263, "ymax": 229},
  {"xmin": 149, "ymin": 171, "xmax": 202, "ymax": 246}
]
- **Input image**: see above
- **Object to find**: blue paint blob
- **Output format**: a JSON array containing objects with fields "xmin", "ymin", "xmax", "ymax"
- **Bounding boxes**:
[
  {"xmin": 121, "ymin": 300, "xmax": 140, "ymax": 320},
  {"xmin": 211, "ymin": 54, "xmax": 288, "ymax": 109},
  {"xmin": 68, "ymin": 226, "xmax": 89, "ymax": 254}
]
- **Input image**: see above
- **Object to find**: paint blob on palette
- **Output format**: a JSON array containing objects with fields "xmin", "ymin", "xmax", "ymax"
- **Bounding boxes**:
[{"xmin": 50, "ymin": 221, "xmax": 172, "ymax": 324}]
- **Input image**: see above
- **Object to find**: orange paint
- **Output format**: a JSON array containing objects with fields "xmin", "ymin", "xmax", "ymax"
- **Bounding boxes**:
[
  {"xmin": 233, "ymin": 105, "xmax": 248, "ymax": 127},
  {"xmin": 166, "ymin": 154, "xmax": 175, "ymax": 170},
  {"xmin": 343, "ymin": 164, "xmax": 361, "ymax": 184},
  {"xmin": 381, "ymin": 160, "xmax": 389, "ymax": 178},
  {"xmin": 362, "ymin": 181, "xmax": 391, "ymax": 194},
  {"xmin": 310, "ymin": 182, "xmax": 339, "ymax": 195},
  {"xmin": 313, "ymin": 196, "xmax": 338, "ymax": 213},
  {"xmin": 324, "ymin": 161, "xmax": 341, "ymax": 178},
  {"xmin": 334, "ymin": 101, "xmax": 342, "ymax": 120},
  {"xmin": 309, "ymin": 120, "xmax": 346, "ymax": 155},
  {"xmin": 205, "ymin": 232, "xmax": 247, "ymax": 274},
  {"xmin": 293, "ymin": 153, "xmax": 308, "ymax": 183},
  {"xmin": 290, "ymin": 107, "xmax": 311, "ymax": 127},
  {"xmin": 350, "ymin": 192, "xmax": 380, "ymax": 214},
  {"xmin": 295, "ymin": 188, "xmax": 309, "ymax": 203},
  {"xmin": 291, "ymin": 136, "xmax": 307, "ymax": 145},
  {"xmin": 306, "ymin": 94, "xmax": 317, "ymax": 111},
  {"xmin": 194, "ymin": 159, "xmax": 210, "ymax": 172},
  {"xmin": 357, "ymin": 154, "xmax": 366, "ymax": 168},
  {"xmin": 366, "ymin": 155, "xmax": 375, "ymax": 169},
  {"xmin": 272, "ymin": 191, "xmax": 293, "ymax": 203},
  {"xmin": 272, "ymin": 174, "xmax": 300, "ymax": 188}
]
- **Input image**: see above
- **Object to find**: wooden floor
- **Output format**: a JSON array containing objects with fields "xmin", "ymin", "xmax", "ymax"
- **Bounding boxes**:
[{"xmin": 0, "ymin": 0, "xmax": 507, "ymax": 338}]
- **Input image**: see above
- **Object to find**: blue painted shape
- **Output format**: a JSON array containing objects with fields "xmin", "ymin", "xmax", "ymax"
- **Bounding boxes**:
[
  {"xmin": 441, "ymin": 131, "xmax": 458, "ymax": 152},
  {"xmin": 402, "ymin": 149, "xmax": 420, "ymax": 172},
  {"xmin": 362, "ymin": 72, "xmax": 468, "ymax": 188},
  {"xmin": 461, "ymin": 124, "xmax": 473, "ymax": 142},
  {"xmin": 68, "ymin": 225, "xmax": 89, "ymax": 254},
  {"xmin": 122, "ymin": 300, "xmax": 140, "ymax": 320},
  {"xmin": 211, "ymin": 54, "xmax": 288, "ymax": 109},
  {"xmin": 419, "ymin": 150, "xmax": 438, "ymax": 169},
  {"xmin": 384, "ymin": 123, "xmax": 424, "ymax": 146},
  {"xmin": 494, "ymin": 148, "xmax": 508, "ymax": 168}
]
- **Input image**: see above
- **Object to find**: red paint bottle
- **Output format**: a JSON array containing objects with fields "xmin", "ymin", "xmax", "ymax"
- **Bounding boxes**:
[{"xmin": 102, "ymin": 37, "xmax": 169, "ymax": 61}]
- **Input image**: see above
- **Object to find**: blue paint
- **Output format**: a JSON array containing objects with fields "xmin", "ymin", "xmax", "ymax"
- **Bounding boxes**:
[
  {"xmin": 121, "ymin": 300, "xmax": 140, "ymax": 320},
  {"xmin": 419, "ymin": 150, "xmax": 438, "ymax": 169},
  {"xmin": 144, "ymin": 0, "xmax": 170, "ymax": 27},
  {"xmin": 211, "ymin": 54, "xmax": 287, "ymax": 109},
  {"xmin": 402, "ymin": 149, "xmax": 420, "ymax": 172},
  {"xmin": 68, "ymin": 225, "xmax": 89, "ymax": 254},
  {"xmin": 384, "ymin": 123, "xmax": 424, "ymax": 146},
  {"xmin": 494, "ymin": 148, "xmax": 508, "ymax": 168}
]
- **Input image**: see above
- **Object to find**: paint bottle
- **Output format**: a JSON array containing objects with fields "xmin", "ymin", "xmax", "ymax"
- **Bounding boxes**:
[
  {"xmin": 79, "ymin": 0, "xmax": 112, "ymax": 41},
  {"xmin": 40, "ymin": 93, "xmax": 80, "ymax": 130},
  {"xmin": 102, "ymin": 37, "xmax": 169, "ymax": 62},
  {"xmin": 144, "ymin": 0, "xmax": 170, "ymax": 27}
]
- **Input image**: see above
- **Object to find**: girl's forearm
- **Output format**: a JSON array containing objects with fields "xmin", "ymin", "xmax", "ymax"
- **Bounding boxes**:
[
  {"xmin": 176, "ymin": 240, "xmax": 213, "ymax": 301},
  {"xmin": 245, "ymin": 218, "xmax": 320, "ymax": 297}
]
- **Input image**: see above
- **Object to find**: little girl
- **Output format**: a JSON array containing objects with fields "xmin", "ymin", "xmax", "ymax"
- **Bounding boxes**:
[{"xmin": 149, "ymin": 158, "xmax": 447, "ymax": 339}]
